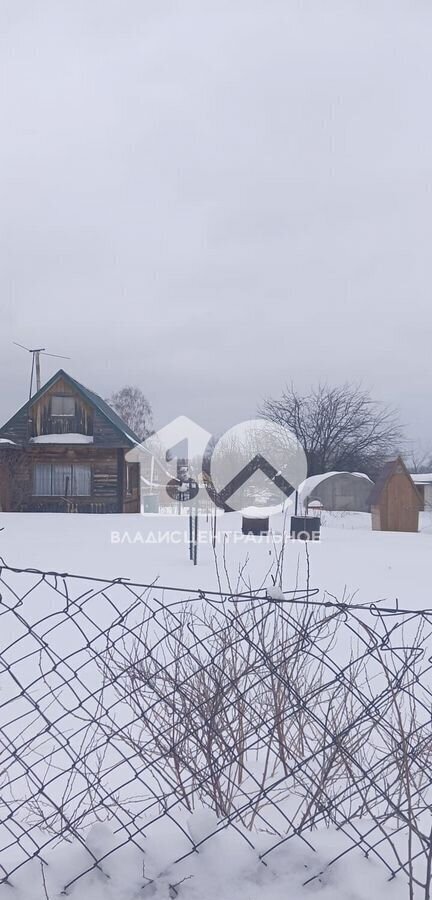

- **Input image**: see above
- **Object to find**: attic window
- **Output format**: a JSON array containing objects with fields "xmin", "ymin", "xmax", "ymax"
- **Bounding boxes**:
[{"xmin": 51, "ymin": 396, "xmax": 75, "ymax": 417}]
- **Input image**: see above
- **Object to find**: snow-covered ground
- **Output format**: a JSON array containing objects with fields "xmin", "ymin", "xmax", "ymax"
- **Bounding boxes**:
[
  {"xmin": 2, "ymin": 813, "xmax": 408, "ymax": 900},
  {"xmin": 1, "ymin": 509, "xmax": 431, "ymax": 609},
  {"xmin": 1, "ymin": 510, "xmax": 431, "ymax": 900}
]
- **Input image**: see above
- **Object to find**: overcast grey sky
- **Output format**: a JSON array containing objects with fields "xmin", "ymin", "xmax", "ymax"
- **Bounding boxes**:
[{"xmin": 1, "ymin": 1, "xmax": 432, "ymax": 445}]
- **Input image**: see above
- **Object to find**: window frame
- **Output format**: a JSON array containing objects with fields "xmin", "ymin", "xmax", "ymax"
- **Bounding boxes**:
[
  {"xmin": 50, "ymin": 395, "xmax": 76, "ymax": 418},
  {"xmin": 126, "ymin": 463, "xmax": 133, "ymax": 496},
  {"xmin": 126, "ymin": 462, "xmax": 138, "ymax": 496}
]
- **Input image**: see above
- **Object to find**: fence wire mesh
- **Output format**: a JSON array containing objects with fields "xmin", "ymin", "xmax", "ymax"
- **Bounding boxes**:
[{"xmin": 0, "ymin": 558, "xmax": 432, "ymax": 897}]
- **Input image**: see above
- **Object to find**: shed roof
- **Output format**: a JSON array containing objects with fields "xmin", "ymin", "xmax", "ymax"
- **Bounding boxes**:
[{"xmin": 369, "ymin": 457, "xmax": 422, "ymax": 507}]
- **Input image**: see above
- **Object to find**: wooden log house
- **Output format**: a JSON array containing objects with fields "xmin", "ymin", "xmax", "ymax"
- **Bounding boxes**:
[{"xmin": 0, "ymin": 370, "xmax": 141, "ymax": 513}]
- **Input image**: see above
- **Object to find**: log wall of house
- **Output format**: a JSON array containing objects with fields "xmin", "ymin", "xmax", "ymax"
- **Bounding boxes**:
[
  {"xmin": 4, "ymin": 447, "xmax": 131, "ymax": 513},
  {"xmin": 0, "ymin": 458, "xmax": 10, "ymax": 511}
]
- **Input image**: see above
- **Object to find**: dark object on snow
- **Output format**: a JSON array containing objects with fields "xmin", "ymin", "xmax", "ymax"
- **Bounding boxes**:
[
  {"xmin": 370, "ymin": 457, "xmax": 422, "ymax": 533},
  {"xmin": 242, "ymin": 515, "xmax": 270, "ymax": 536},
  {"xmin": 290, "ymin": 515, "xmax": 321, "ymax": 541}
]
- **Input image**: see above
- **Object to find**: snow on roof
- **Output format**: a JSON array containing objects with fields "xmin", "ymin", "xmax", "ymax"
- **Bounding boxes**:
[
  {"xmin": 242, "ymin": 504, "xmax": 284, "ymax": 518},
  {"xmin": 296, "ymin": 471, "xmax": 372, "ymax": 510},
  {"xmin": 0, "ymin": 438, "xmax": 16, "ymax": 446},
  {"xmin": 30, "ymin": 434, "xmax": 94, "ymax": 444},
  {"xmin": 412, "ymin": 473, "xmax": 432, "ymax": 484}
]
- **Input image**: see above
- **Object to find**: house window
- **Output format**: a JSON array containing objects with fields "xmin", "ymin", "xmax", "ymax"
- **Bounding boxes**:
[
  {"xmin": 33, "ymin": 463, "xmax": 91, "ymax": 496},
  {"xmin": 33, "ymin": 464, "xmax": 52, "ymax": 496},
  {"xmin": 52, "ymin": 464, "xmax": 72, "ymax": 496},
  {"xmin": 72, "ymin": 465, "xmax": 92, "ymax": 495},
  {"xmin": 51, "ymin": 396, "xmax": 75, "ymax": 417}
]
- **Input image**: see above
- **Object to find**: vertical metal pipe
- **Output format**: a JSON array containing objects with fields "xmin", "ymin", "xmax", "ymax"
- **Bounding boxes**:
[
  {"xmin": 189, "ymin": 507, "xmax": 193, "ymax": 561},
  {"xmin": 194, "ymin": 510, "xmax": 198, "ymax": 565}
]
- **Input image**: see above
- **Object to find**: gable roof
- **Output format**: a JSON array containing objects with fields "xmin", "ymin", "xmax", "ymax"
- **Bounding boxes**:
[
  {"xmin": 369, "ymin": 456, "xmax": 422, "ymax": 507},
  {"xmin": 0, "ymin": 369, "xmax": 141, "ymax": 447},
  {"xmin": 65, "ymin": 372, "xmax": 141, "ymax": 445}
]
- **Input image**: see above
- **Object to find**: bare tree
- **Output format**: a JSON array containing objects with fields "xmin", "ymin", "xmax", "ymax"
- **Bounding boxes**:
[
  {"xmin": 109, "ymin": 386, "xmax": 153, "ymax": 441},
  {"xmin": 405, "ymin": 445, "xmax": 432, "ymax": 474},
  {"xmin": 261, "ymin": 383, "xmax": 402, "ymax": 478}
]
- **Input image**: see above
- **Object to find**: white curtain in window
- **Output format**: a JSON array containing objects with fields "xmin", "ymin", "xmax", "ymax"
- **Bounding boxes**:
[
  {"xmin": 73, "ymin": 464, "xmax": 91, "ymax": 496},
  {"xmin": 52, "ymin": 464, "xmax": 72, "ymax": 496},
  {"xmin": 33, "ymin": 464, "xmax": 52, "ymax": 496},
  {"xmin": 33, "ymin": 463, "xmax": 91, "ymax": 497}
]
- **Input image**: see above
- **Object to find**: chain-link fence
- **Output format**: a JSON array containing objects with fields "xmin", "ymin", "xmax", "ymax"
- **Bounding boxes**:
[{"xmin": 0, "ymin": 558, "xmax": 431, "ymax": 898}]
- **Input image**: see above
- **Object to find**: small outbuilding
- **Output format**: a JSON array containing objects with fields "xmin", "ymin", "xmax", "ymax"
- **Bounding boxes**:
[
  {"xmin": 370, "ymin": 457, "xmax": 422, "ymax": 533},
  {"xmin": 297, "ymin": 471, "xmax": 373, "ymax": 513}
]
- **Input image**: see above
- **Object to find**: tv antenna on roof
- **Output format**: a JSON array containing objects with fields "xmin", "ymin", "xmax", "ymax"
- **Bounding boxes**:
[{"xmin": 13, "ymin": 342, "xmax": 71, "ymax": 398}]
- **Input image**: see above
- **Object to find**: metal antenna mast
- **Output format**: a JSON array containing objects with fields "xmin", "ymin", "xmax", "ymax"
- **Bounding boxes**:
[{"xmin": 13, "ymin": 343, "xmax": 71, "ymax": 398}]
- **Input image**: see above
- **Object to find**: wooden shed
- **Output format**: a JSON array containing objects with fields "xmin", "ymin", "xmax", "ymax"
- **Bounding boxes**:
[{"xmin": 370, "ymin": 457, "xmax": 422, "ymax": 533}]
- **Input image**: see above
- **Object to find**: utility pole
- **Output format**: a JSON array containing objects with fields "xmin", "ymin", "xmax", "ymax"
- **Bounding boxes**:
[
  {"xmin": 13, "ymin": 342, "xmax": 71, "ymax": 397},
  {"xmin": 34, "ymin": 350, "xmax": 42, "ymax": 392}
]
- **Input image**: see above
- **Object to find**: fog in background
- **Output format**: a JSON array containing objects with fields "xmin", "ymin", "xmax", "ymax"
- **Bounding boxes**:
[{"xmin": 1, "ymin": 1, "xmax": 431, "ymax": 446}]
